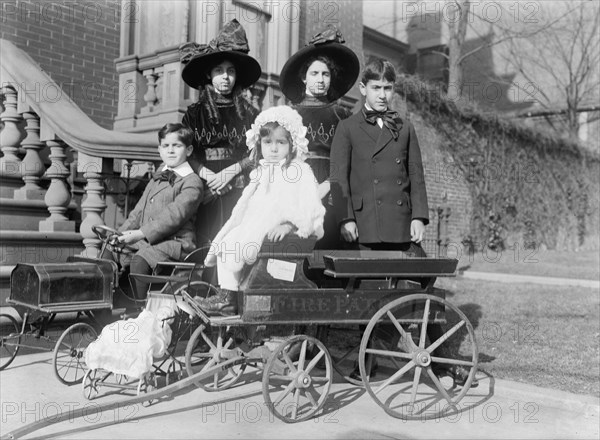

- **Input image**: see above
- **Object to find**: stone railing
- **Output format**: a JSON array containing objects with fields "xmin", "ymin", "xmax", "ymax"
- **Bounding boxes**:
[{"xmin": 0, "ymin": 39, "xmax": 159, "ymax": 258}]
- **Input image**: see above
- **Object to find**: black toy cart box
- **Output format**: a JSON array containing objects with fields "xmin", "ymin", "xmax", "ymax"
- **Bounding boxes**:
[{"xmin": 9, "ymin": 262, "xmax": 113, "ymax": 312}]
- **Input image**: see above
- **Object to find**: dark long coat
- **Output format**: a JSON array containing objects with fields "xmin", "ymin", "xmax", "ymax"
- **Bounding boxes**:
[
  {"xmin": 330, "ymin": 111, "xmax": 429, "ymax": 244},
  {"xmin": 119, "ymin": 170, "xmax": 203, "ymax": 268}
]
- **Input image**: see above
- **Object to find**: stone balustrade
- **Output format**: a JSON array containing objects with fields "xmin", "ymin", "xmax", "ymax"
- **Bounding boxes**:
[{"xmin": 0, "ymin": 39, "xmax": 159, "ymax": 259}]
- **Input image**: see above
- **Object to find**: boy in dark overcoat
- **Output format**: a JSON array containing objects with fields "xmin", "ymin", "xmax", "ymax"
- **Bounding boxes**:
[
  {"xmin": 330, "ymin": 59, "xmax": 428, "ymax": 247},
  {"xmin": 330, "ymin": 58, "xmax": 477, "ymax": 387},
  {"xmin": 117, "ymin": 123, "xmax": 204, "ymax": 298}
]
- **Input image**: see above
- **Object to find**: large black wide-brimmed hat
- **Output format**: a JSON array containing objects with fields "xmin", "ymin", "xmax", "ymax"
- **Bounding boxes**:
[
  {"xmin": 279, "ymin": 26, "xmax": 360, "ymax": 104},
  {"xmin": 180, "ymin": 19, "xmax": 262, "ymax": 90}
]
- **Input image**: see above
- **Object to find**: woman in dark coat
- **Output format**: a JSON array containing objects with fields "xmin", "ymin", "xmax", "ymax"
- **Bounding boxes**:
[
  {"xmin": 180, "ymin": 19, "xmax": 261, "ymax": 245},
  {"xmin": 279, "ymin": 26, "xmax": 360, "ymax": 249}
]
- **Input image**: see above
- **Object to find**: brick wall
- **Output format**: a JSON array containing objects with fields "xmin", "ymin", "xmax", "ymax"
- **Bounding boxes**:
[
  {"xmin": 1, "ymin": 0, "xmax": 121, "ymax": 129},
  {"xmin": 300, "ymin": 0, "xmax": 362, "ymax": 59},
  {"xmin": 411, "ymin": 114, "xmax": 473, "ymax": 252},
  {"xmin": 390, "ymin": 95, "xmax": 473, "ymax": 255}
]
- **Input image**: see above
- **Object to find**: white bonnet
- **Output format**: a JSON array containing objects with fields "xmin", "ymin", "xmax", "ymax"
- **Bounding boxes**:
[{"xmin": 245, "ymin": 105, "xmax": 309, "ymax": 160}]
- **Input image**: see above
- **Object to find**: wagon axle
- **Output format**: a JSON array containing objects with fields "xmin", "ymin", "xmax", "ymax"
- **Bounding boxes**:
[{"xmin": 415, "ymin": 350, "xmax": 432, "ymax": 367}]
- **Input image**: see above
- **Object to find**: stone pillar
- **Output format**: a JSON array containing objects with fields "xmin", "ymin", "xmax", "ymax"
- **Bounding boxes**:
[
  {"xmin": 14, "ymin": 110, "xmax": 46, "ymax": 200},
  {"xmin": 78, "ymin": 153, "xmax": 111, "ymax": 258},
  {"xmin": 0, "ymin": 85, "xmax": 23, "ymax": 196},
  {"xmin": 39, "ymin": 138, "xmax": 75, "ymax": 232}
]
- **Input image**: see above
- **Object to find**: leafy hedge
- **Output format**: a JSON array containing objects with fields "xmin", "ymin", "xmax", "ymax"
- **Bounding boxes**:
[{"xmin": 396, "ymin": 75, "xmax": 600, "ymax": 251}]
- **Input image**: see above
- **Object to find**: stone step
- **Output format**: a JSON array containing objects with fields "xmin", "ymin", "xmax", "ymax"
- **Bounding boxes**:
[
  {"xmin": 0, "ymin": 197, "xmax": 79, "ymax": 231},
  {"xmin": 0, "ymin": 198, "xmax": 50, "ymax": 230}
]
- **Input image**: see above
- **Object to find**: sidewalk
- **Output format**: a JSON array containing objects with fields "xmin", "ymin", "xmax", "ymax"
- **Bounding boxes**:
[
  {"xmin": 460, "ymin": 271, "xmax": 600, "ymax": 289},
  {"xmin": 0, "ymin": 350, "xmax": 598, "ymax": 439}
]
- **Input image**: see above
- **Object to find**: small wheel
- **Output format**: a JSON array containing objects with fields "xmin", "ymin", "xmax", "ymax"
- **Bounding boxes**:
[
  {"xmin": 262, "ymin": 335, "xmax": 333, "ymax": 423},
  {"xmin": 360, "ymin": 294, "xmax": 478, "ymax": 420},
  {"xmin": 82, "ymin": 369, "xmax": 101, "ymax": 400},
  {"xmin": 185, "ymin": 325, "xmax": 245, "ymax": 391},
  {"xmin": 53, "ymin": 323, "xmax": 97, "ymax": 385},
  {"xmin": 0, "ymin": 314, "xmax": 21, "ymax": 370},
  {"xmin": 137, "ymin": 374, "xmax": 158, "ymax": 407}
]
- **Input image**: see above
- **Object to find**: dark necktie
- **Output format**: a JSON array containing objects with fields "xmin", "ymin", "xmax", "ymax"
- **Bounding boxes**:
[
  {"xmin": 362, "ymin": 109, "xmax": 403, "ymax": 140},
  {"xmin": 153, "ymin": 169, "xmax": 177, "ymax": 186}
]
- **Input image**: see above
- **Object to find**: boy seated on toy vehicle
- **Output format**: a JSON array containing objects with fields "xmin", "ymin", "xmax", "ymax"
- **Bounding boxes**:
[
  {"xmin": 113, "ymin": 123, "xmax": 204, "ymax": 301},
  {"xmin": 195, "ymin": 106, "xmax": 325, "ymax": 316}
]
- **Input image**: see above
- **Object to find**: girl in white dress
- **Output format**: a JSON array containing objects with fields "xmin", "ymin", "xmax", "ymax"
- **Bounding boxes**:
[{"xmin": 197, "ymin": 106, "xmax": 326, "ymax": 316}]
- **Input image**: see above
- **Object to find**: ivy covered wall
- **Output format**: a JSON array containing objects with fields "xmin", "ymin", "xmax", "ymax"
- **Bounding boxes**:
[{"xmin": 396, "ymin": 75, "xmax": 600, "ymax": 252}]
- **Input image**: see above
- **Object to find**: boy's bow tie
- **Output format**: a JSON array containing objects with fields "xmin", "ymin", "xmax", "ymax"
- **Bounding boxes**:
[
  {"xmin": 153, "ymin": 169, "xmax": 177, "ymax": 186},
  {"xmin": 362, "ymin": 109, "xmax": 403, "ymax": 140}
]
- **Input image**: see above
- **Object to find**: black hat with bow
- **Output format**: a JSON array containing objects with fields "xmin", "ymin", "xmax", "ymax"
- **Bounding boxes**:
[
  {"xmin": 180, "ymin": 19, "xmax": 262, "ymax": 90},
  {"xmin": 279, "ymin": 25, "xmax": 360, "ymax": 104}
]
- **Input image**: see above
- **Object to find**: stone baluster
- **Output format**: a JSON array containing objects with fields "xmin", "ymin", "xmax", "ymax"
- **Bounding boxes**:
[
  {"xmin": 14, "ymin": 110, "xmax": 46, "ymax": 200},
  {"xmin": 0, "ymin": 85, "xmax": 24, "ymax": 196},
  {"xmin": 141, "ymin": 69, "xmax": 158, "ymax": 114},
  {"xmin": 153, "ymin": 67, "xmax": 163, "ymax": 109},
  {"xmin": 78, "ymin": 153, "xmax": 109, "ymax": 257},
  {"xmin": 39, "ymin": 138, "xmax": 75, "ymax": 232}
]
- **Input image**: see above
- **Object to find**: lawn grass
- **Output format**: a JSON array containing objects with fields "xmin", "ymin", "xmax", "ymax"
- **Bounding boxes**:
[
  {"xmin": 437, "ymin": 277, "xmax": 600, "ymax": 397},
  {"xmin": 455, "ymin": 248, "xmax": 600, "ymax": 281}
]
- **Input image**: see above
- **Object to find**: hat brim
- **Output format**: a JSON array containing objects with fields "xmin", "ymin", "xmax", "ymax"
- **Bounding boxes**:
[
  {"xmin": 279, "ymin": 43, "xmax": 360, "ymax": 104},
  {"xmin": 182, "ymin": 51, "xmax": 262, "ymax": 90}
]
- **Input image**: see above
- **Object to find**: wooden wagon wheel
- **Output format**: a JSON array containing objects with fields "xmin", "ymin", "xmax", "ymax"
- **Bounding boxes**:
[
  {"xmin": 53, "ymin": 322, "xmax": 97, "ymax": 385},
  {"xmin": 262, "ymin": 335, "xmax": 333, "ymax": 423},
  {"xmin": 360, "ymin": 294, "xmax": 478, "ymax": 420},
  {"xmin": 327, "ymin": 324, "xmax": 402, "ymax": 386},
  {"xmin": 0, "ymin": 314, "xmax": 21, "ymax": 370},
  {"xmin": 184, "ymin": 325, "xmax": 246, "ymax": 391}
]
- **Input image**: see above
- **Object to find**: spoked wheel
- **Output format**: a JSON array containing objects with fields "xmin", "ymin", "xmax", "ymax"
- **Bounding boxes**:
[
  {"xmin": 262, "ymin": 335, "xmax": 333, "ymax": 423},
  {"xmin": 327, "ymin": 324, "xmax": 401, "ymax": 386},
  {"xmin": 137, "ymin": 374, "xmax": 158, "ymax": 407},
  {"xmin": 185, "ymin": 325, "xmax": 245, "ymax": 391},
  {"xmin": 0, "ymin": 314, "xmax": 21, "ymax": 370},
  {"xmin": 82, "ymin": 369, "xmax": 102, "ymax": 400},
  {"xmin": 53, "ymin": 323, "xmax": 97, "ymax": 385},
  {"xmin": 360, "ymin": 294, "xmax": 478, "ymax": 420}
]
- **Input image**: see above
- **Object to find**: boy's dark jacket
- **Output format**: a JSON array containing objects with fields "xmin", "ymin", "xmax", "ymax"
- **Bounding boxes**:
[
  {"xmin": 119, "ymin": 169, "xmax": 203, "ymax": 266},
  {"xmin": 330, "ymin": 111, "xmax": 429, "ymax": 243}
]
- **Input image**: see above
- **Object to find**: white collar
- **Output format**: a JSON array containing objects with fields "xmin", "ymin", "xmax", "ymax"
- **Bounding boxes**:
[{"xmin": 161, "ymin": 162, "xmax": 194, "ymax": 177}]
